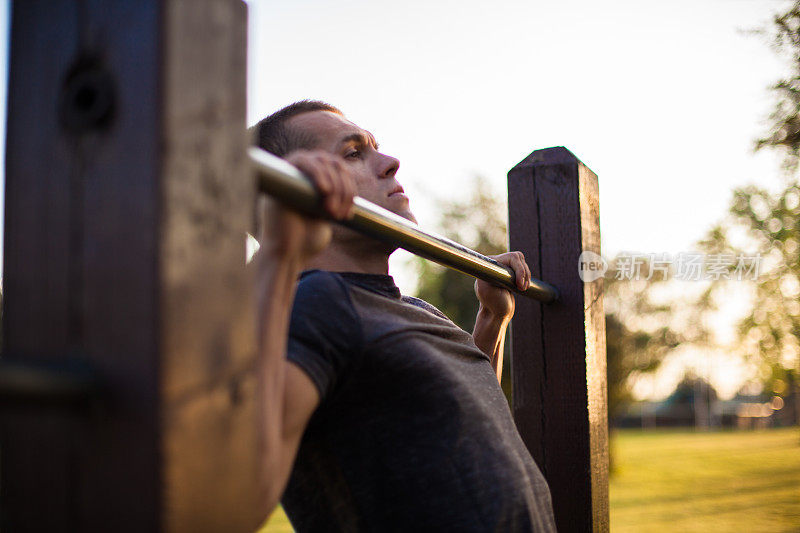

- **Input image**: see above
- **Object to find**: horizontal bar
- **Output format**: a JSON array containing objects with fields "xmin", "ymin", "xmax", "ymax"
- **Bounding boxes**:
[{"xmin": 249, "ymin": 147, "xmax": 558, "ymax": 303}]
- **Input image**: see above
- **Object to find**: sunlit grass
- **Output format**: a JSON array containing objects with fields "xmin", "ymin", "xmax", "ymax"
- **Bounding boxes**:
[
  {"xmin": 258, "ymin": 428, "xmax": 800, "ymax": 532},
  {"xmin": 610, "ymin": 427, "xmax": 800, "ymax": 532},
  {"xmin": 257, "ymin": 506, "xmax": 293, "ymax": 533}
]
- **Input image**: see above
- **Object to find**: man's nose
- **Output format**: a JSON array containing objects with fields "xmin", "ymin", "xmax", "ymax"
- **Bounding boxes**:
[{"xmin": 378, "ymin": 153, "xmax": 400, "ymax": 179}]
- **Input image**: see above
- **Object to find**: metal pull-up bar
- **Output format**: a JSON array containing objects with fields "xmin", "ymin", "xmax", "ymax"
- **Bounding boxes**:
[{"xmin": 250, "ymin": 147, "xmax": 558, "ymax": 303}]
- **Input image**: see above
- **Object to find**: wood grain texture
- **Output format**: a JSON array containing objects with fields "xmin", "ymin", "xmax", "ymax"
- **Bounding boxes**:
[
  {"xmin": 3, "ymin": 2, "xmax": 161, "ymax": 530},
  {"xmin": 160, "ymin": 1, "xmax": 261, "ymax": 531},
  {"xmin": 508, "ymin": 147, "xmax": 609, "ymax": 533},
  {"xmin": 2, "ymin": 1, "xmax": 261, "ymax": 531}
]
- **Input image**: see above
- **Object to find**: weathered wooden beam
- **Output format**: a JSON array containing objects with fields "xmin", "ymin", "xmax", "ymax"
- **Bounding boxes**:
[
  {"xmin": 508, "ymin": 147, "xmax": 609, "ymax": 532},
  {"xmin": 2, "ymin": 1, "xmax": 261, "ymax": 530}
]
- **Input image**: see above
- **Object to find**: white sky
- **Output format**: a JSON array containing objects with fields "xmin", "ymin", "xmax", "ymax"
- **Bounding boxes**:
[
  {"xmin": 247, "ymin": 0, "xmax": 788, "ymax": 263},
  {"xmin": 0, "ymin": 0, "xmax": 793, "ymax": 398}
]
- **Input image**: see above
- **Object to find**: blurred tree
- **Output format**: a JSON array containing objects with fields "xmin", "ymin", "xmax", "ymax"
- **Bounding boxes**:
[
  {"xmin": 698, "ymin": 184, "xmax": 800, "ymax": 424},
  {"xmin": 698, "ymin": 0, "xmax": 800, "ymax": 425},
  {"xmin": 756, "ymin": 1, "xmax": 800, "ymax": 172},
  {"xmin": 603, "ymin": 262, "xmax": 690, "ymax": 425}
]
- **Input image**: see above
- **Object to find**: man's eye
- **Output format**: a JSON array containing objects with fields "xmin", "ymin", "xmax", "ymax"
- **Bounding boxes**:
[{"xmin": 346, "ymin": 150, "xmax": 361, "ymax": 159}]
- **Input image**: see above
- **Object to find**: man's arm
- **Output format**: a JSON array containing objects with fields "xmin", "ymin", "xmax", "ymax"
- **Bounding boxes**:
[
  {"xmin": 472, "ymin": 252, "xmax": 531, "ymax": 382},
  {"xmin": 254, "ymin": 150, "xmax": 355, "ymax": 513}
]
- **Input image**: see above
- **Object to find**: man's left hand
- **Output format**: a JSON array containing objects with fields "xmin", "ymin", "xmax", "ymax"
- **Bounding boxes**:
[{"xmin": 474, "ymin": 251, "xmax": 531, "ymax": 319}]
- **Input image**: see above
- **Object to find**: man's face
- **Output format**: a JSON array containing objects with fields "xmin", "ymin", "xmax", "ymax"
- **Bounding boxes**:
[{"xmin": 287, "ymin": 111, "xmax": 416, "ymax": 223}]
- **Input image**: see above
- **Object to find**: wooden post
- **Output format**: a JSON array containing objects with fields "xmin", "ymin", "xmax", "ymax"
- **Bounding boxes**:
[
  {"xmin": 2, "ymin": 1, "xmax": 261, "ymax": 531},
  {"xmin": 508, "ymin": 147, "xmax": 609, "ymax": 532}
]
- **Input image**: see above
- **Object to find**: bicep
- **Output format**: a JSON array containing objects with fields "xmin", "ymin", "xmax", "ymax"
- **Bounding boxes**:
[
  {"xmin": 282, "ymin": 361, "xmax": 320, "ymax": 444},
  {"xmin": 266, "ymin": 361, "xmax": 320, "ymax": 510}
]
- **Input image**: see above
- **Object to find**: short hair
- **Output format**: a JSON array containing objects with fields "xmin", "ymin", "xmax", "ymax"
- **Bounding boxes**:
[{"xmin": 252, "ymin": 100, "xmax": 343, "ymax": 157}]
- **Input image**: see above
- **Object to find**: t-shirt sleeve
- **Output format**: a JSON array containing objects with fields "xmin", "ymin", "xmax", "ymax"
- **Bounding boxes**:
[{"xmin": 287, "ymin": 271, "xmax": 363, "ymax": 400}]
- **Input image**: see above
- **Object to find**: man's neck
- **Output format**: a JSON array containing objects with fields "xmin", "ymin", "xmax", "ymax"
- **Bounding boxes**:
[{"xmin": 306, "ymin": 241, "xmax": 391, "ymax": 275}]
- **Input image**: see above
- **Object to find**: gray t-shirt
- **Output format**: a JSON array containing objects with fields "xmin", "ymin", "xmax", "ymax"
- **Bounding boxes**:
[{"xmin": 282, "ymin": 270, "xmax": 556, "ymax": 532}]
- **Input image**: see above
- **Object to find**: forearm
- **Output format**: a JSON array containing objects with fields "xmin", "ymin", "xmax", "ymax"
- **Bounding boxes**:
[
  {"xmin": 251, "ymin": 149, "xmax": 354, "ymax": 512},
  {"xmin": 254, "ymin": 253, "xmax": 304, "ymax": 507},
  {"xmin": 472, "ymin": 306, "xmax": 512, "ymax": 382}
]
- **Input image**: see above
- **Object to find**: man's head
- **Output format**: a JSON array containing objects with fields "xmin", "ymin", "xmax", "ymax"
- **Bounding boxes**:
[
  {"xmin": 255, "ymin": 101, "xmax": 415, "ymax": 225},
  {"xmin": 253, "ymin": 100, "xmax": 343, "ymax": 157}
]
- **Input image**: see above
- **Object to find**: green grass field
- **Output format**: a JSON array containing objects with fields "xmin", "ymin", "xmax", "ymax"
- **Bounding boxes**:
[
  {"xmin": 258, "ymin": 507, "xmax": 293, "ymax": 533},
  {"xmin": 259, "ymin": 427, "xmax": 800, "ymax": 532},
  {"xmin": 610, "ymin": 427, "xmax": 800, "ymax": 532}
]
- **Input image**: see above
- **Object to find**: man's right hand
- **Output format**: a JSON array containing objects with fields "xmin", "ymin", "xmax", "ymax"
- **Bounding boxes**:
[{"xmin": 257, "ymin": 150, "xmax": 356, "ymax": 264}]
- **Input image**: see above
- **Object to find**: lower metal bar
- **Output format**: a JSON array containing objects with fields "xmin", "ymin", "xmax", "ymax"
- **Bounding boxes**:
[{"xmin": 249, "ymin": 147, "xmax": 558, "ymax": 303}]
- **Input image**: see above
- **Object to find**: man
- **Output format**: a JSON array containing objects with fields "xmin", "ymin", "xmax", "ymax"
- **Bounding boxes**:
[{"xmin": 254, "ymin": 100, "xmax": 556, "ymax": 532}]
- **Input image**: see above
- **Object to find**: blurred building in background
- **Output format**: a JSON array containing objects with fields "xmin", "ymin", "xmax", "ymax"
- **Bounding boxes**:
[{"xmin": 615, "ymin": 375, "xmax": 797, "ymax": 430}]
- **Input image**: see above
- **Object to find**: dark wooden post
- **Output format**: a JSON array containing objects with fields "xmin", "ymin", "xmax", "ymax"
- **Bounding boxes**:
[
  {"xmin": 508, "ymin": 147, "xmax": 609, "ymax": 532},
  {"xmin": 2, "ymin": 1, "xmax": 261, "ymax": 531}
]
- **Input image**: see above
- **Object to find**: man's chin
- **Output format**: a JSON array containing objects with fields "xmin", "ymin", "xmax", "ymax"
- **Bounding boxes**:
[
  {"xmin": 380, "ymin": 194, "xmax": 417, "ymax": 224},
  {"xmin": 397, "ymin": 209, "xmax": 417, "ymax": 225},
  {"xmin": 381, "ymin": 202, "xmax": 417, "ymax": 225}
]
